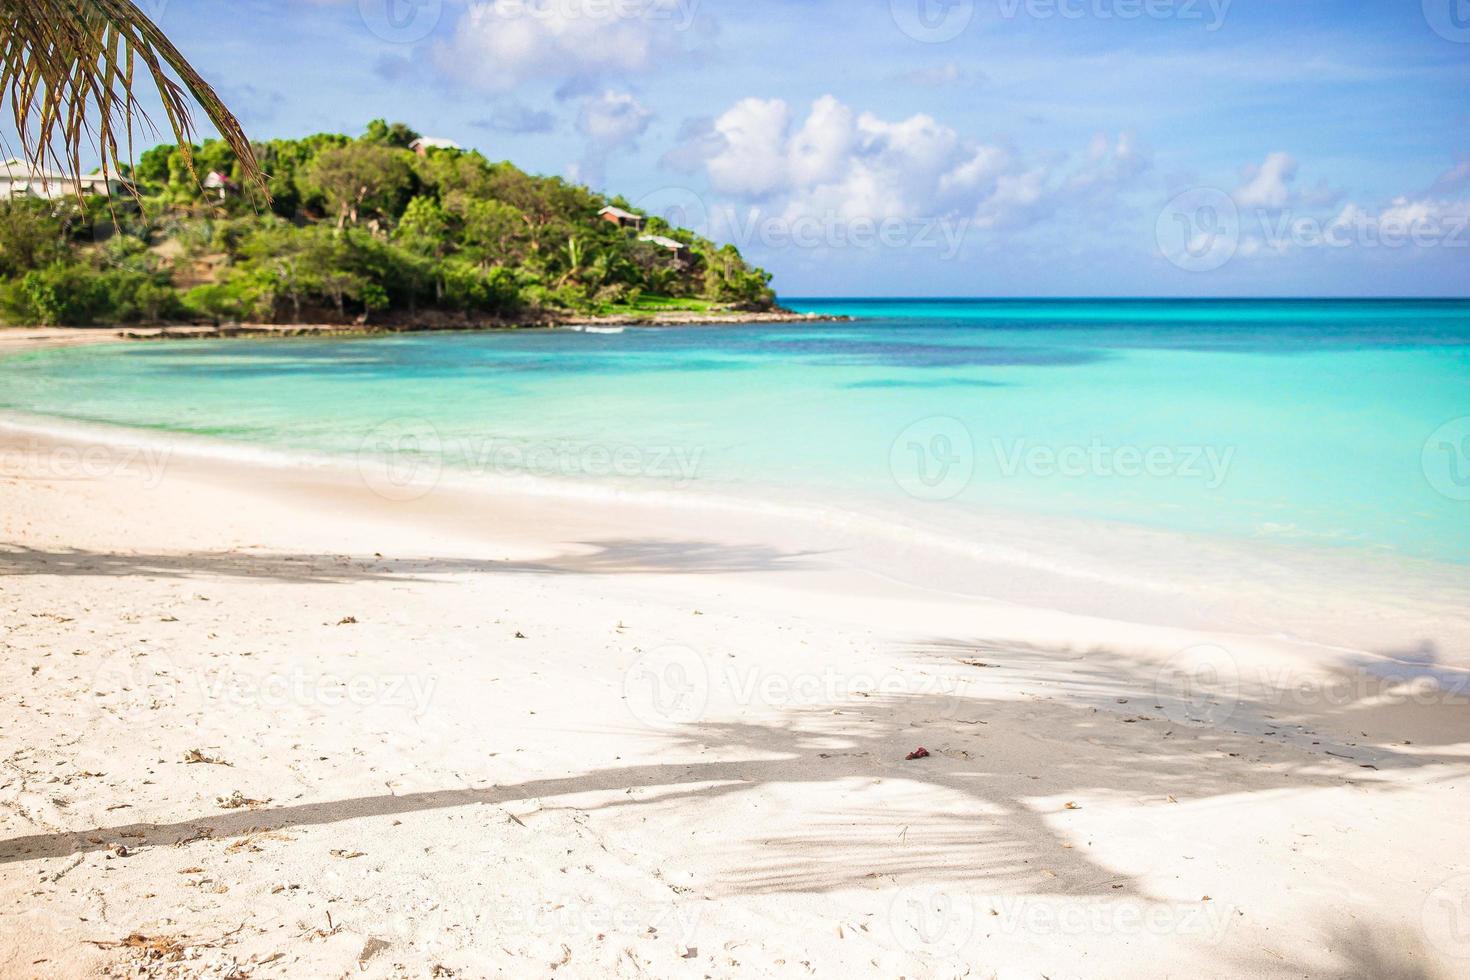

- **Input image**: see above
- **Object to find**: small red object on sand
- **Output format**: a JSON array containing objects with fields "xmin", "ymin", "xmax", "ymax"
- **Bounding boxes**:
[{"xmin": 905, "ymin": 747, "xmax": 930, "ymax": 760}]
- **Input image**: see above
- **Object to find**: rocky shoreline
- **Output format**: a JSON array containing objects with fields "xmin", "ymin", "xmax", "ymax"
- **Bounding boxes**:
[{"xmin": 0, "ymin": 309, "xmax": 851, "ymax": 353}]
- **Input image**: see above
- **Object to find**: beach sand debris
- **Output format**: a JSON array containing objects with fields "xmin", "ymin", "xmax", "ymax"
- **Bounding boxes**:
[
  {"xmin": 958, "ymin": 658, "xmax": 998, "ymax": 669},
  {"xmin": 359, "ymin": 937, "xmax": 391, "ymax": 967},
  {"xmin": 85, "ymin": 932, "xmax": 184, "ymax": 962},
  {"xmin": 330, "ymin": 848, "xmax": 366, "ymax": 859},
  {"xmin": 905, "ymin": 747, "xmax": 930, "ymax": 761},
  {"xmin": 1064, "ymin": 801, "xmax": 1082, "ymax": 810},
  {"xmin": 183, "ymin": 748, "xmax": 232, "ymax": 766},
  {"xmin": 313, "ymin": 911, "xmax": 345, "ymax": 940},
  {"xmin": 227, "ymin": 830, "xmax": 295, "ymax": 854},
  {"xmin": 337, "ymin": 616, "xmax": 358, "ymax": 625},
  {"xmin": 31, "ymin": 612, "xmax": 73, "ymax": 623},
  {"xmin": 216, "ymin": 790, "xmax": 268, "ymax": 810},
  {"xmin": 515, "ymin": 631, "xmax": 527, "ymax": 639},
  {"xmin": 174, "ymin": 826, "xmax": 215, "ymax": 847}
]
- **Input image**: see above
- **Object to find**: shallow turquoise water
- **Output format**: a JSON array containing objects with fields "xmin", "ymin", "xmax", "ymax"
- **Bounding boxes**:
[{"xmin": 3, "ymin": 299, "xmax": 1468, "ymax": 564}]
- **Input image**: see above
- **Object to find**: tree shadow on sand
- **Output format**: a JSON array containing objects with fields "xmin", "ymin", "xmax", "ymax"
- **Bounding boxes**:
[
  {"xmin": 0, "ymin": 538, "xmax": 821, "ymax": 582},
  {"xmin": 3, "ymin": 638, "xmax": 1468, "ymax": 906}
]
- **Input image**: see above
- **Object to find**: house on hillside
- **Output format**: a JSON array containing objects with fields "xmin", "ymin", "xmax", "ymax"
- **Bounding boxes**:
[
  {"xmin": 410, "ymin": 137, "xmax": 462, "ymax": 156},
  {"xmin": 0, "ymin": 158, "xmax": 129, "ymax": 199},
  {"xmin": 639, "ymin": 234, "xmax": 693, "ymax": 263},
  {"xmin": 203, "ymin": 171, "xmax": 236, "ymax": 200},
  {"xmin": 599, "ymin": 205, "xmax": 647, "ymax": 231}
]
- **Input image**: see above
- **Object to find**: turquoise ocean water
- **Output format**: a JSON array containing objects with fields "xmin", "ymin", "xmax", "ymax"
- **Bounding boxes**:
[{"xmin": 2, "ymin": 299, "xmax": 1468, "ymax": 566}]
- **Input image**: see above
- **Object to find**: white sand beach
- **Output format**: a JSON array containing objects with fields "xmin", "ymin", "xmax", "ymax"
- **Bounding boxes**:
[{"xmin": 1, "ymin": 405, "xmax": 1468, "ymax": 979}]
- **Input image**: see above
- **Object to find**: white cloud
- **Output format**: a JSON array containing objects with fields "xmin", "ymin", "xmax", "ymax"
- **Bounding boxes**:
[
  {"xmin": 671, "ymin": 95, "xmax": 1151, "ymax": 235},
  {"xmin": 578, "ymin": 90, "xmax": 652, "ymax": 149},
  {"xmin": 1233, "ymin": 152, "xmax": 1297, "ymax": 210},
  {"xmin": 1230, "ymin": 195, "xmax": 1470, "ymax": 260},
  {"xmin": 573, "ymin": 89, "xmax": 653, "ymax": 189},
  {"xmin": 434, "ymin": 0, "xmax": 696, "ymax": 92},
  {"xmin": 1334, "ymin": 197, "xmax": 1470, "ymax": 244},
  {"xmin": 702, "ymin": 97, "xmax": 794, "ymax": 198}
]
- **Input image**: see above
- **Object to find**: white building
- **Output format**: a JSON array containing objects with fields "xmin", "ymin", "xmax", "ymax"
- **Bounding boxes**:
[
  {"xmin": 639, "ymin": 234, "xmax": 692, "ymax": 260},
  {"xmin": 0, "ymin": 158, "xmax": 128, "ymax": 200},
  {"xmin": 410, "ymin": 137, "xmax": 462, "ymax": 156}
]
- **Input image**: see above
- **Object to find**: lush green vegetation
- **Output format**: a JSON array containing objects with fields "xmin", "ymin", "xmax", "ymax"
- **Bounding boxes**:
[{"xmin": 0, "ymin": 120, "xmax": 775, "ymax": 327}]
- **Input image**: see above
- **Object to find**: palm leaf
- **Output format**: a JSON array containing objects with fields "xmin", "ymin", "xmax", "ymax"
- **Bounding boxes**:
[{"xmin": 0, "ymin": 0, "xmax": 262, "ymax": 196}]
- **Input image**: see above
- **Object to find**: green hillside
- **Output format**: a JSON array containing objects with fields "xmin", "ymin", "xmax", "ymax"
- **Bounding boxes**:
[{"xmin": 0, "ymin": 120, "xmax": 775, "ymax": 327}]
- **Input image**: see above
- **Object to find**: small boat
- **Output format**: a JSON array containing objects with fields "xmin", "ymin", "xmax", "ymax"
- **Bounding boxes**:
[{"xmin": 581, "ymin": 326, "xmax": 625, "ymax": 335}]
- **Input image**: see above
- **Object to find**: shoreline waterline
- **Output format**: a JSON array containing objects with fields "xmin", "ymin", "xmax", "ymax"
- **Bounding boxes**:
[{"xmin": 3, "ymin": 407, "xmax": 1466, "ymax": 666}]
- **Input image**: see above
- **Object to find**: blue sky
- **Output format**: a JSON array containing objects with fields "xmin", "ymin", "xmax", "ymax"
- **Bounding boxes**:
[{"xmin": 33, "ymin": 1, "xmax": 1470, "ymax": 295}]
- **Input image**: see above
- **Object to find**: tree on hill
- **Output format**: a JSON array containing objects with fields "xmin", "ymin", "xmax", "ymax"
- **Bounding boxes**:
[
  {"xmin": 0, "ymin": 120, "xmax": 777, "ymax": 325},
  {"xmin": 307, "ymin": 143, "xmax": 417, "ymax": 231}
]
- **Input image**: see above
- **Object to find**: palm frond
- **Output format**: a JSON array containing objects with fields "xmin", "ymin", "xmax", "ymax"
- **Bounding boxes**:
[{"xmin": 0, "ymin": 0, "xmax": 262, "ymax": 195}]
